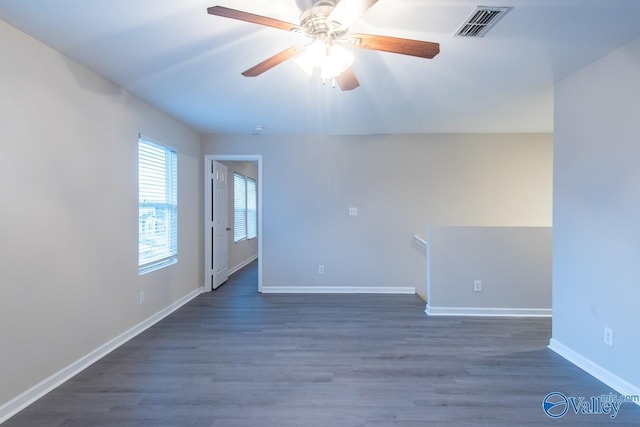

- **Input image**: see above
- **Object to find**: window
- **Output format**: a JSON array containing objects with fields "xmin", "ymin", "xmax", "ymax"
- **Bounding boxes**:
[
  {"xmin": 138, "ymin": 138, "xmax": 177, "ymax": 273},
  {"xmin": 233, "ymin": 173, "xmax": 257, "ymax": 242},
  {"xmin": 247, "ymin": 178, "xmax": 257, "ymax": 239},
  {"xmin": 233, "ymin": 173, "xmax": 246, "ymax": 242}
]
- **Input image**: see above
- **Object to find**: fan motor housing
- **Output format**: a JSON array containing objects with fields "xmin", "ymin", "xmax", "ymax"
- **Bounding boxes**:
[{"xmin": 299, "ymin": 1, "xmax": 346, "ymax": 39}]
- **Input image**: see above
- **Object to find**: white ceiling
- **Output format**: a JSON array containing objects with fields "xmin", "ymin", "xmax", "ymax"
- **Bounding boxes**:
[{"xmin": 1, "ymin": 0, "xmax": 640, "ymax": 135}]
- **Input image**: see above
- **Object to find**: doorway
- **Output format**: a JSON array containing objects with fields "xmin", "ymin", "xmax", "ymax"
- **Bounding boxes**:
[{"xmin": 204, "ymin": 155, "xmax": 262, "ymax": 293}]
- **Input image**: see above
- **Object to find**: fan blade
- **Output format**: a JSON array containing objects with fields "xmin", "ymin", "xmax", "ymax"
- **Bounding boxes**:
[
  {"xmin": 336, "ymin": 67, "xmax": 360, "ymax": 91},
  {"xmin": 328, "ymin": 0, "xmax": 379, "ymax": 28},
  {"xmin": 349, "ymin": 33, "xmax": 440, "ymax": 59},
  {"xmin": 207, "ymin": 6, "xmax": 299, "ymax": 32},
  {"xmin": 242, "ymin": 46, "xmax": 303, "ymax": 77}
]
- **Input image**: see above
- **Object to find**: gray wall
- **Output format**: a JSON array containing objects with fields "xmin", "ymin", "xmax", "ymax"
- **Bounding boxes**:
[
  {"xmin": 428, "ymin": 226, "xmax": 552, "ymax": 313},
  {"xmin": 553, "ymin": 35, "xmax": 640, "ymax": 388},
  {"xmin": 202, "ymin": 133, "xmax": 553, "ymax": 294},
  {"xmin": 221, "ymin": 161, "xmax": 259, "ymax": 273},
  {"xmin": 0, "ymin": 21, "xmax": 203, "ymax": 407}
]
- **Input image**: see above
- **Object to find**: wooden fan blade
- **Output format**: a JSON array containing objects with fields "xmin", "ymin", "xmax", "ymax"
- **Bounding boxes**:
[
  {"xmin": 207, "ymin": 6, "xmax": 299, "ymax": 32},
  {"xmin": 241, "ymin": 46, "xmax": 303, "ymax": 77},
  {"xmin": 350, "ymin": 33, "xmax": 440, "ymax": 59},
  {"xmin": 336, "ymin": 67, "xmax": 360, "ymax": 91},
  {"xmin": 328, "ymin": 0, "xmax": 379, "ymax": 28}
]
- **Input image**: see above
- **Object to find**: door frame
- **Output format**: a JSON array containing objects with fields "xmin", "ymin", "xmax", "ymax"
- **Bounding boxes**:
[{"xmin": 204, "ymin": 154, "xmax": 263, "ymax": 292}]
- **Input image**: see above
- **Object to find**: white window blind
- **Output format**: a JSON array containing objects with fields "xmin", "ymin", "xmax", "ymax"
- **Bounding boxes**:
[
  {"xmin": 138, "ymin": 138, "xmax": 177, "ymax": 272},
  {"xmin": 247, "ymin": 178, "xmax": 257, "ymax": 239},
  {"xmin": 233, "ymin": 173, "xmax": 257, "ymax": 242},
  {"xmin": 234, "ymin": 173, "xmax": 247, "ymax": 242}
]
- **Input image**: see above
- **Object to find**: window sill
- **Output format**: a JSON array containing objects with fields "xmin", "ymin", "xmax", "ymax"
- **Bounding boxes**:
[
  {"xmin": 234, "ymin": 237, "xmax": 257, "ymax": 244},
  {"xmin": 138, "ymin": 257, "xmax": 177, "ymax": 275}
]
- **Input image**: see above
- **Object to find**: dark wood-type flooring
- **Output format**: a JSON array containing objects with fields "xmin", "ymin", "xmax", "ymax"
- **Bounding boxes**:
[{"xmin": 5, "ymin": 260, "xmax": 640, "ymax": 426}]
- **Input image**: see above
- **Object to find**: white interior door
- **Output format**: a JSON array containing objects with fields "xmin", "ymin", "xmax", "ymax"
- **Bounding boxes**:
[{"xmin": 210, "ymin": 160, "xmax": 229, "ymax": 289}]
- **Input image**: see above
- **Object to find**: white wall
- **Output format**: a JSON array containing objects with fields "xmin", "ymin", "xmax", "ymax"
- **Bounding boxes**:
[
  {"xmin": 221, "ymin": 161, "xmax": 259, "ymax": 273},
  {"xmin": 0, "ymin": 20, "xmax": 202, "ymax": 408},
  {"xmin": 202, "ymin": 133, "xmax": 552, "ymax": 295},
  {"xmin": 428, "ymin": 226, "xmax": 552, "ymax": 315},
  {"xmin": 552, "ymin": 36, "xmax": 640, "ymax": 390}
]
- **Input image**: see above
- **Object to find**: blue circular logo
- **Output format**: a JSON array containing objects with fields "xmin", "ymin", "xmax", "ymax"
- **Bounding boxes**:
[{"xmin": 543, "ymin": 392, "xmax": 569, "ymax": 418}]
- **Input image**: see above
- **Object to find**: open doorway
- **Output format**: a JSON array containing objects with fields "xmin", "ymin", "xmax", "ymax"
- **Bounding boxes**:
[{"xmin": 204, "ymin": 155, "xmax": 262, "ymax": 293}]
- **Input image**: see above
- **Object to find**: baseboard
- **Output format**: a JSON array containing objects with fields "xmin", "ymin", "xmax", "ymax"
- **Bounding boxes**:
[
  {"xmin": 0, "ymin": 286, "xmax": 204, "ymax": 424},
  {"xmin": 228, "ymin": 254, "xmax": 258, "ymax": 276},
  {"xmin": 548, "ymin": 338, "xmax": 640, "ymax": 407},
  {"xmin": 261, "ymin": 286, "xmax": 416, "ymax": 294},
  {"xmin": 425, "ymin": 305, "xmax": 552, "ymax": 317}
]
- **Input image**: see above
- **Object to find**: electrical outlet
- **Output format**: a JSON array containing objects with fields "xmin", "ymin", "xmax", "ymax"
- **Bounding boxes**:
[
  {"xmin": 139, "ymin": 291, "xmax": 145, "ymax": 305},
  {"xmin": 349, "ymin": 207, "xmax": 358, "ymax": 216},
  {"xmin": 473, "ymin": 280, "xmax": 482, "ymax": 292},
  {"xmin": 318, "ymin": 265, "xmax": 324, "ymax": 275},
  {"xmin": 604, "ymin": 327, "xmax": 614, "ymax": 347}
]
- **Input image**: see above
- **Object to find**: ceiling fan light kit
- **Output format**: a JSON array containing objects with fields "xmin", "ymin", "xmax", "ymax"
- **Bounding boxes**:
[
  {"xmin": 207, "ymin": 0, "xmax": 440, "ymax": 90},
  {"xmin": 294, "ymin": 40, "xmax": 354, "ymax": 79}
]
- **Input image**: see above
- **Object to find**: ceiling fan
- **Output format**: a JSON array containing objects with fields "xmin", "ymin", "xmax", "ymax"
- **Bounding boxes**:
[{"xmin": 207, "ymin": 0, "xmax": 440, "ymax": 90}]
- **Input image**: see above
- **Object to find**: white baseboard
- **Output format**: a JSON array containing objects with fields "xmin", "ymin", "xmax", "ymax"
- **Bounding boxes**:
[
  {"xmin": 261, "ymin": 286, "xmax": 416, "ymax": 294},
  {"xmin": 548, "ymin": 338, "xmax": 640, "ymax": 407},
  {"xmin": 425, "ymin": 305, "xmax": 552, "ymax": 317},
  {"xmin": 228, "ymin": 254, "xmax": 258, "ymax": 276},
  {"xmin": 0, "ymin": 287, "xmax": 204, "ymax": 424}
]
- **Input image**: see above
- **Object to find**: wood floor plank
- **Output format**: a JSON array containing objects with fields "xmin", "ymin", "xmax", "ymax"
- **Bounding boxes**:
[{"xmin": 4, "ymin": 261, "xmax": 640, "ymax": 426}]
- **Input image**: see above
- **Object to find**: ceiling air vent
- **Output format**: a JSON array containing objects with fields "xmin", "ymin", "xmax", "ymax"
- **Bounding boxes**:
[{"xmin": 454, "ymin": 6, "xmax": 511, "ymax": 38}]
